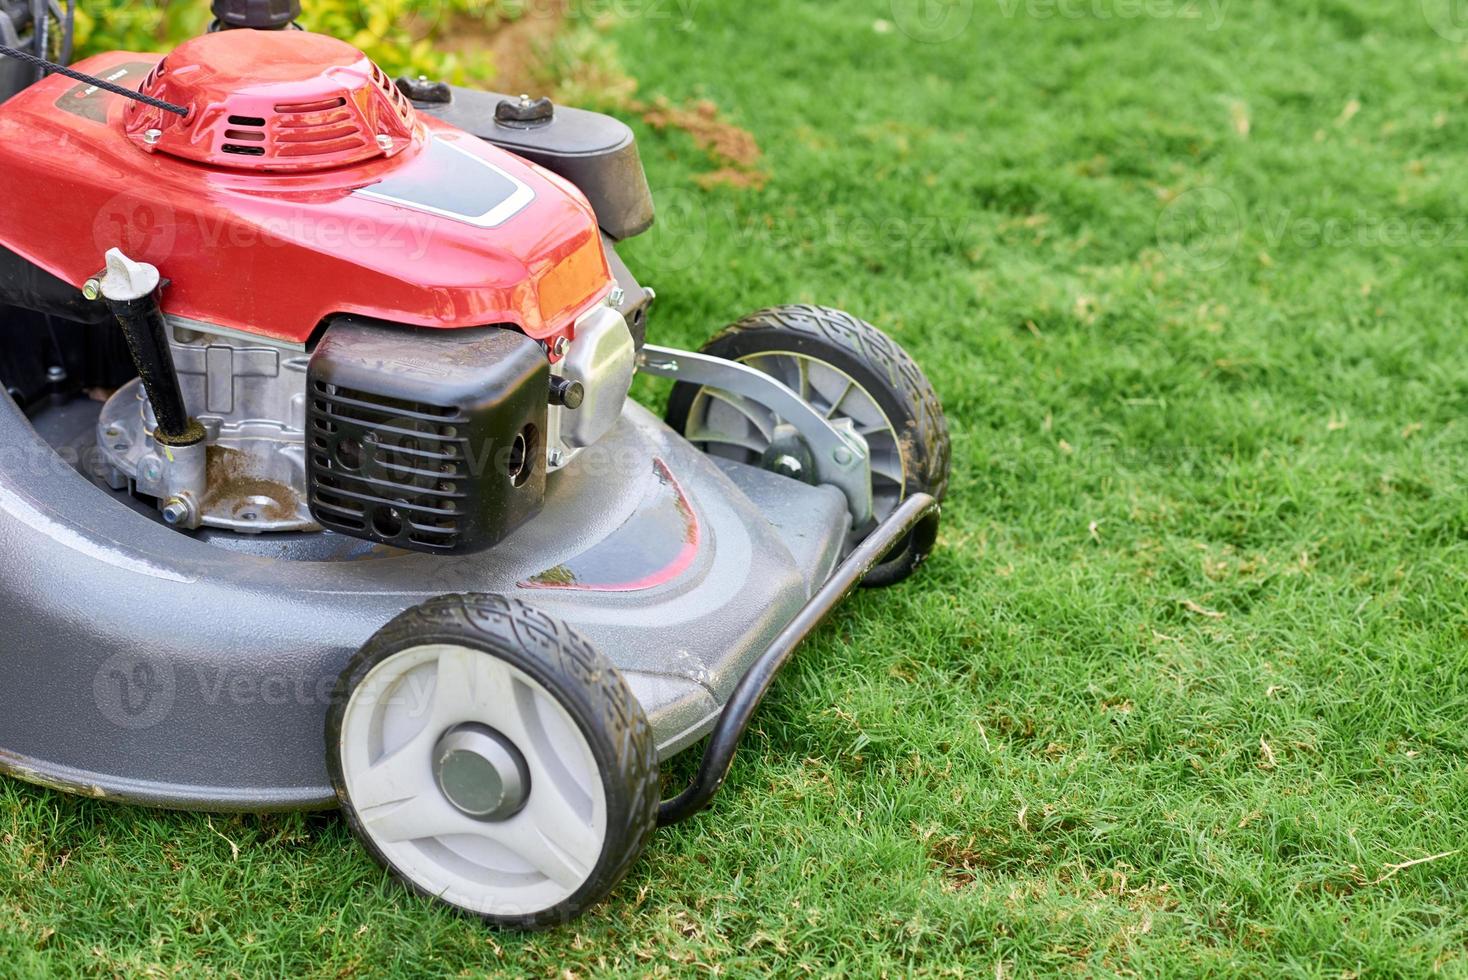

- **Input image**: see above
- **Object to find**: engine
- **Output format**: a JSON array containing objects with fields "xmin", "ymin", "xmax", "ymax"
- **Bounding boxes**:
[{"xmin": 0, "ymin": 29, "xmax": 643, "ymax": 554}]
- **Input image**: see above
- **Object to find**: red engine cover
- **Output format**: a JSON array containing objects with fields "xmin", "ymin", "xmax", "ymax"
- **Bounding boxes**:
[
  {"xmin": 0, "ymin": 31, "xmax": 613, "ymax": 346},
  {"xmin": 123, "ymin": 31, "xmax": 418, "ymax": 173}
]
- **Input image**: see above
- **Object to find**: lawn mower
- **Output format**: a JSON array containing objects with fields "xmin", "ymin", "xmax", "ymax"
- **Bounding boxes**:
[{"xmin": 0, "ymin": 0, "xmax": 950, "ymax": 926}]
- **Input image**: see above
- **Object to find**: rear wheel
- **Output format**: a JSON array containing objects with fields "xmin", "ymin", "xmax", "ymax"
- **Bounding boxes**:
[
  {"xmin": 327, "ymin": 594, "xmax": 659, "ymax": 928},
  {"xmin": 666, "ymin": 306, "xmax": 949, "ymax": 586}
]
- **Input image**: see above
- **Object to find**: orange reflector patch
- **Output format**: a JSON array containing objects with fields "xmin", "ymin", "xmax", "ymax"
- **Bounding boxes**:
[{"xmin": 538, "ymin": 234, "xmax": 609, "ymax": 327}]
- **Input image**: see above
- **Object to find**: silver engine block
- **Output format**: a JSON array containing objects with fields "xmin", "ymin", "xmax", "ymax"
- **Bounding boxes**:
[
  {"xmin": 97, "ymin": 318, "xmax": 317, "ymax": 533},
  {"xmin": 95, "ymin": 304, "xmax": 638, "ymax": 535}
]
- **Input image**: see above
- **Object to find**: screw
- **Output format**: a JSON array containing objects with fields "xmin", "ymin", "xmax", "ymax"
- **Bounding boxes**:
[
  {"xmin": 607, "ymin": 286, "xmax": 626, "ymax": 308},
  {"xmin": 376, "ymin": 134, "xmax": 394, "ymax": 150},
  {"xmin": 143, "ymin": 129, "xmax": 162, "ymax": 145},
  {"xmin": 552, "ymin": 337, "xmax": 570, "ymax": 358},
  {"xmin": 160, "ymin": 497, "xmax": 190, "ymax": 526},
  {"xmin": 82, "ymin": 278, "xmax": 102, "ymax": 301},
  {"xmin": 547, "ymin": 448, "xmax": 565, "ymax": 468},
  {"xmin": 771, "ymin": 454, "xmax": 805, "ymax": 479}
]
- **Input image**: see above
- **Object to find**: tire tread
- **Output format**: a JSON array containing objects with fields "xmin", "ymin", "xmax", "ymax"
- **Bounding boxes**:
[
  {"xmin": 327, "ymin": 593, "xmax": 659, "ymax": 930},
  {"xmin": 666, "ymin": 305, "xmax": 950, "ymax": 585}
]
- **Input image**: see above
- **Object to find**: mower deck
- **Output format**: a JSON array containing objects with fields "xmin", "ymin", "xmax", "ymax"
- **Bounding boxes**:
[{"xmin": 0, "ymin": 391, "xmax": 850, "ymax": 811}]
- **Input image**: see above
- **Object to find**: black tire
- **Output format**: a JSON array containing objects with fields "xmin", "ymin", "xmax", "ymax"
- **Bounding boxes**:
[
  {"xmin": 326, "ymin": 593, "xmax": 660, "ymax": 929},
  {"xmin": 665, "ymin": 305, "xmax": 950, "ymax": 586}
]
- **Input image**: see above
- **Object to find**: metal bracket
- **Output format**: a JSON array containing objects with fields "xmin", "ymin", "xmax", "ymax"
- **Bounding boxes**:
[{"xmin": 639, "ymin": 344, "xmax": 874, "ymax": 524}]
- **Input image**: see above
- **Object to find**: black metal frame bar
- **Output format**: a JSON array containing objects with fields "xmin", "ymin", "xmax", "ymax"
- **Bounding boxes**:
[{"xmin": 657, "ymin": 492, "xmax": 941, "ymax": 826}]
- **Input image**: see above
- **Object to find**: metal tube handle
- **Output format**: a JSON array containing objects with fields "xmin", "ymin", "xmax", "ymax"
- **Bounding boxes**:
[{"xmin": 657, "ymin": 492, "xmax": 941, "ymax": 826}]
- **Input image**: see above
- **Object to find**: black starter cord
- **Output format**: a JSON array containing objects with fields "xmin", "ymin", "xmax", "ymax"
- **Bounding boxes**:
[{"xmin": 0, "ymin": 42, "xmax": 189, "ymax": 116}]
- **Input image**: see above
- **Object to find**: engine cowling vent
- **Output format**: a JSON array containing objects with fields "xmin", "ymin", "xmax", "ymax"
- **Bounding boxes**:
[{"xmin": 123, "ymin": 30, "xmax": 417, "ymax": 172}]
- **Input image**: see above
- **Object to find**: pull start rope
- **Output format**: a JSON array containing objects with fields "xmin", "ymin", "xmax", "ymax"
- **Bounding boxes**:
[{"xmin": 0, "ymin": 43, "xmax": 189, "ymax": 117}]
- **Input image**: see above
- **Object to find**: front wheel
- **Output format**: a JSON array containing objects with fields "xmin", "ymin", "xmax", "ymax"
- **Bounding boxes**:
[
  {"xmin": 666, "ymin": 306, "xmax": 950, "ymax": 586},
  {"xmin": 327, "ymin": 594, "xmax": 660, "ymax": 928}
]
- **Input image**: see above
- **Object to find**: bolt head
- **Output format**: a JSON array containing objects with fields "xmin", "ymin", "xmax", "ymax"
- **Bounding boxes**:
[
  {"xmin": 46, "ymin": 365, "xmax": 66, "ymax": 382},
  {"xmin": 82, "ymin": 278, "xmax": 102, "ymax": 301},
  {"xmin": 160, "ymin": 497, "xmax": 190, "ymax": 526},
  {"xmin": 143, "ymin": 129, "xmax": 162, "ymax": 145},
  {"xmin": 771, "ymin": 454, "xmax": 805, "ymax": 479},
  {"xmin": 833, "ymin": 447, "xmax": 854, "ymax": 466},
  {"xmin": 376, "ymin": 134, "xmax": 394, "ymax": 151},
  {"xmin": 607, "ymin": 286, "xmax": 626, "ymax": 308},
  {"xmin": 552, "ymin": 336, "xmax": 571, "ymax": 358},
  {"xmin": 434, "ymin": 724, "xmax": 529, "ymax": 821},
  {"xmin": 140, "ymin": 458, "xmax": 162, "ymax": 482}
]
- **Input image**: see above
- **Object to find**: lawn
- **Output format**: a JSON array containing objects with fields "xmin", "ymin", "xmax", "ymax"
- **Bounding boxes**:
[{"xmin": 4, "ymin": 0, "xmax": 1467, "ymax": 975}]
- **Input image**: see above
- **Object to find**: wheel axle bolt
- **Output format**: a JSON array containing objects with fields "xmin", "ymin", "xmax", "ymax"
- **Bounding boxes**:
[
  {"xmin": 434, "ymin": 724, "xmax": 530, "ymax": 821},
  {"xmin": 771, "ymin": 454, "xmax": 805, "ymax": 479}
]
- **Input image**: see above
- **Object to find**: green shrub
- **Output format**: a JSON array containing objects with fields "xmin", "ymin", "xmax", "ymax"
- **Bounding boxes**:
[{"xmin": 75, "ymin": 0, "xmax": 508, "ymax": 84}]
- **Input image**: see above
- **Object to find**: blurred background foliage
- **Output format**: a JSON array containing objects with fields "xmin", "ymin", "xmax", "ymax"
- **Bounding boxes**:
[{"xmin": 70, "ymin": 0, "xmax": 605, "ymax": 92}]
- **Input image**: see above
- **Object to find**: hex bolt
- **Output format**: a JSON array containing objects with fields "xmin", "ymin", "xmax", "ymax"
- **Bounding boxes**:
[
  {"xmin": 607, "ymin": 286, "xmax": 626, "ymax": 308},
  {"xmin": 771, "ymin": 454, "xmax": 805, "ymax": 479},
  {"xmin": 376, "ymin": 134, "xmax": 394, "ymax": 150},
  {"xmin": 160, "ymin": 497, "xmax": 191, "ymax": 526},
  {"xmin": 143, "ymin": 129, "xmax": 162, "ymax": 145},
  {"xmin": 552, "ymin": 337, "xmax": 570, "ymax": 358},
  {"xmin": 46, "ymin": 365, "xmax": 66, "ymax": 383},
  {"xmin": 82, "ymin": 278, "xmax": 103, "ymax": 301}
]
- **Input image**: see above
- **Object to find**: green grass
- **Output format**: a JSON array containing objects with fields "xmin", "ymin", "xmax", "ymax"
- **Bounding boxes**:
[{"xmin": 5, "ymin": 0, "xmax": 1468, "ymax": 974}]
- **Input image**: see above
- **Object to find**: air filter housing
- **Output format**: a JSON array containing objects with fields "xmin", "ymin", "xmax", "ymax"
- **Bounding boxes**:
[
  {"xmin": 123, "ymin": 30, "xmax": 417, "ymax": 172},
  {"xmin": 306, "ymin": 317, "xmax": 549, "ymax": 555}
]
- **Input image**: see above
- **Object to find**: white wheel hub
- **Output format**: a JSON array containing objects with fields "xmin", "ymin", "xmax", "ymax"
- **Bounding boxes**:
[{"xmin": 338, "ymin": 644, "xmax": 608, "ymax": 918}]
